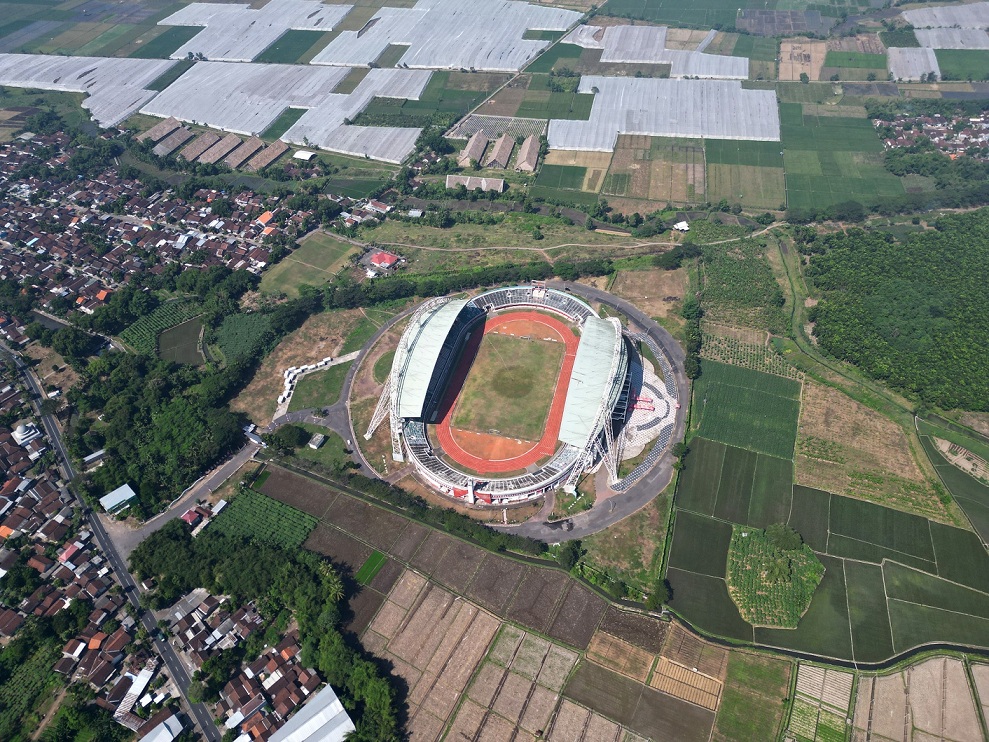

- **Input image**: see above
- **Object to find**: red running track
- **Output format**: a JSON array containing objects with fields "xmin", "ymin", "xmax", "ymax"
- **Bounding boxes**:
[{"xmin": 433, "ymin": 311, "xmax": 578, "ymax": 475}]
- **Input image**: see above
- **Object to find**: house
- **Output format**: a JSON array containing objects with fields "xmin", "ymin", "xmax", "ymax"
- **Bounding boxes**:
[
  {"xmin": 180, "ymin": 509, "xmax": 202, "ymax": 527},
  {"xmin": 308, "ymin": 434, "xmax": 325, "ymax": 450},
  {"xmin": 369, "ymin": 250, "xmax": 400, "ymax": 270},
  {"xmin": 99, "ymin": 483, "xmax": 137, "ymax": 514},
  {"xmin": 457, "ymin": 131, "xmax": 488, "ymax": 168},
  {"xmin": 515, "ymin": 135, "xmax": 539, "ymax": 172},
  {"xmin": 673, "ymin": 221, "xmax": 690, "ymax": 232},
  {"xmin": 445, "ymin": 175, "xmax": 505, "ymax": 193},
  {"xmin": 484, "ymin": 134, "xmax": 514, "ymax": 169}
]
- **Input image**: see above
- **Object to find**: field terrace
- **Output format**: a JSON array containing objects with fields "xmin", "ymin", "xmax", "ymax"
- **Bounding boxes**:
[
  {"xmin": 548, "ymin": 78, "xmax": 781, "ymax": 152},
  {"xmin": 141, "ymin": 63, "xmax": 431, "ymax": 163},
  {"xmin": 309, "ymin": 0, "xmax": 580, "ymax": 71},
  {"xmin": 562, "ymin": 24, "xmax": 748, "ymax": 78},
  {"xmin": 157, "ymin": 0, "xmax": 351, "ymax": 63},
  {"xmin": 0, "ymin": 54, "xmax": 177, "ymax": 126}
]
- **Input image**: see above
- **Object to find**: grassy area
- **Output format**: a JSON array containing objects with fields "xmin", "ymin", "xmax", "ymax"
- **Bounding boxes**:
[
  {"xmin": 261, "ymin": 232, "xmax": 356, "ymax": 298},
  {"xmin": 525, "ymin": 43, "xmax": 583, "ymax": 74},
  {"xmin": 535, "ymin": 164, "xmax": 587, "ymax": 190},
  {"xmin": 254, "ymin": 29, "xmax": 327, "ymax": 63},
  {"xmin": 292, "ymin": 425, "xmax": 351, "ymax": 473},
  {"xmin": 451, "ymin": 333, "xmax": 563, "ymax": 441},
  {"xmin": 935, "ymin": 49, "xmax": 989, "ymax": 81},
  {"xmin": 373, "ymin": 349, "xmax": 395, "ymax": 383},
  {"xmin": 128, "ymin": 25, "xmax": 202, "ymax": 58},
  {"xmin": 158, "ymin": 317, "xmax": 203, "ymax": 365},
  {"xmin": 261, "ymin": 107, "xmax": 307, "ymax": 140},
  {"xmin": 713, "ymin": 652, "xmax": 792, "ymax": 741},
  {"xmin": 288, "ymin": 362, "xmax": 353, "ymax": 412},
  {"xmin": 341, "ymin": 316, "xmax": 377, "ymax": 354},
  {"xmin": 355, "ymin": 551, "xmax": 387, "ymax": 584},
  {"xmin": 824, "ymin": 51, "xmax": 886, "ymax": 69}
]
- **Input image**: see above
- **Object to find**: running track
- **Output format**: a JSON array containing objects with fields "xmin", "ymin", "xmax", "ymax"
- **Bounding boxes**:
[{"xmin": 433, "ymin": 311, "xmax": 578, "ymax": 475}]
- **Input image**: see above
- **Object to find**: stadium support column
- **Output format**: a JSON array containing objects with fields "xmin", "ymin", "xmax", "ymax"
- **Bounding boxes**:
[{"xmin": 365, "ymin": 372, "xmax": 392, "ymax": 440}]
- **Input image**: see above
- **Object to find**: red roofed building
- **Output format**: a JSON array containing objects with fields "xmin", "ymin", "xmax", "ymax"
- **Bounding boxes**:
[
  {"xmin": 370, "ymin": 251, "xmax": 399, "ymax": 270},
  {"xmin": 180, "ymin": 509, "xmax": 201, "ymax": 527}
]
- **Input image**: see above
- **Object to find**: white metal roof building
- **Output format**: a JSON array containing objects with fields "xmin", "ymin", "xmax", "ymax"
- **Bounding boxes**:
[
  {"xmin": 366, "ymin": 286, "xmax": 631, "ymax": 503},
  {"xmin": 269, "ymin": 684, "xmax": 355, "ymax": 742},
  {"xmin": 99, "ymin": 483, "xmax": 137, "ymax": 513}
]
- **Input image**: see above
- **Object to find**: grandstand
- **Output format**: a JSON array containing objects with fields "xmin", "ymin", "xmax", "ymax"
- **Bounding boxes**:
[{"xmin": 362, "ymin": 285, "xmax": 678, "ymax": 505}]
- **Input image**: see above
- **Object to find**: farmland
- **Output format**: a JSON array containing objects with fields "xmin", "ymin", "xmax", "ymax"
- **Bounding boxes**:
[
  {"xmin": 254, "ymin": 29, "xmax": 327, "ymax": 64},
  {"xmin": 158, "ymin": 317, "xmax": 203, "ymax": 365},
  {"xmin": 260, "ymin": 232, "xmax": 356, "ymax": 298},
  {"xmin": 214, "ymin": 312, "xmax": 273, "ymax": 362},
  {"xmin": 713, "ymin": 652, "xmax": 792, "ymax": 741},
  {"xmin": 699, "ymin": 240, "xmax": 788, "ymax": 335},
  {"xmin": 935, "ymin": 50, "xmax": 989, "ymax": 81},
  {"xmin": 209, "ymin": 489, "xmax": 317, "ymax": 549},
  {"xmin": 128, "ymin": 26, "xmax": 203, "ymax": 59},
  {"xmin": 119, "ymin": 301, "xmax": 201, "ymax": 356},
  {"xmin": 692, "ymin": 361, "xmax": 801, "ymax": 459}
]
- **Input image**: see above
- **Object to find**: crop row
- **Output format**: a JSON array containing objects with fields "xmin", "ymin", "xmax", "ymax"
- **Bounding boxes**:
[
  {"xmin": 209, "ymin": 490, "xmax": 317, "ymax": 549},
  {"xmin": 120, "ymin": 302, "xmax": 202, "ymax": 355}
]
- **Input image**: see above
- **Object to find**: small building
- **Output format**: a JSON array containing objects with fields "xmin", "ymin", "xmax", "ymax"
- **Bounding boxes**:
[
  {"xmin": 12, "ymin": 423, "xmax": 41, "ymax": 446},
  {"xmin": 515, "ymin": 135, "xmax": 539, "ymax": 172},
  {"xmin": 180, "ymin": 509, "xmax": 202, "ymax": 527},
  {"xmin": 369, "ymin": 250, "xmax": 400, "ymax": 270},
  {"xmin": 99, "ymin": 483, "xmax": 137, "ymax": 514},
  {"xmin": 484, "ymin": 134, "xmax": 514, "ymax": 169},
  {"xmin": 445, "ymin": 175, "xmax": 505, "ymax": 193},
  {"xmin": 457, "ymin": 131, "xmax": 488, "ymax": 168},
  {"xmin": 673, "ymin": 221, "xmax": 690, "ymax": 232},
  {"xmin": 293, "ymin": 150, "xmax": 317, "ymax": 162},
  {"xmin": 308, "ymin": 434, "xmax": 326, "ymax": 450}
]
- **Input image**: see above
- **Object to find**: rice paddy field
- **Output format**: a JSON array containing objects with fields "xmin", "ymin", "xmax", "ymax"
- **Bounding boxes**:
[{"xmin": 668, "ymin": 357, "xmax": 989, "ymax": 663}]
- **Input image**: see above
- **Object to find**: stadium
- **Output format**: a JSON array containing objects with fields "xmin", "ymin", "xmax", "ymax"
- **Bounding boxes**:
[{"xmin": 364, "ymin": 284, "xmax": 680, "ymax": 505}]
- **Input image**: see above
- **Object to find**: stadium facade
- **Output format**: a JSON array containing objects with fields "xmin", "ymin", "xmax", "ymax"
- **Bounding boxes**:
[{"xmin": 365, "ymin": 285, "xmax": 634, "ymax": 504}]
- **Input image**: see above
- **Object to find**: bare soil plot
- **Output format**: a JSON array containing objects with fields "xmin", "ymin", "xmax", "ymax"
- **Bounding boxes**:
[
  {"xmin": 410, "ymin": 530, "xmax": 457, "ymax": 576},
  {"xmin": 599, "ymin": 606, "xmax": 669, "ymax": 654},
  {"xmin": 587, "ymin": 631, "xmax": 654, "ymax": 683},
  {"xmin": 649, "ymin": 656, "xmax": 722, "ymax": 710},
  {"xmin": 520, "ymin": 683, "xmax": 559, "ymax": 734},
  {"xmin": 347, "ymin": 587, "xmax": 385, "ymax": 634},
  {"xmin": 662, "ymin": 623, "xmax": 729, "ymax": 681},
  {"xmin": 908, "ymin": 657, "xmax": 982, "ymax": 742},
  {"xmin": 449, "ymin": 698, "xmax": 488, "ymax": 740},
  {"xmin": 957, "ymin": 412, "xmax": 989, "ymax": 438},
  {"xmin": 303, "ymin": 524, "xmax": 371, "ymax": 571},
  {"xmin": 492, "ymin": 670, "xmax": 533, "ymax": 720},
  {"xmin": 257, "ymin": 467, "xmax": 339, "ymax": 518},
  {"xmin": 665, "ymin": 28, "xmax": 711, "ymax": 51},
  {"xmin": 465, "ymin": 554, "xmax": 525, "ymax": 614},
  {"xmin": 537, "ymin": 644, "xmax": 578, "ymax": 691},
  {"xmin": 548, "ymin": 699, "xmax": 590, "ymax": 741},
  {"xmin": 546, "ymin": 582, "xmax": 607, "ymax": 649},
  {"xmin": 511, "ymin": 633, "xmax": 552, "ymax": 680},
  {"xmin": 369, "ymin": 557, "xmax": 404, "ymax": 594},
  {"xmin": 543, "ymin": 149, "xmax": 613, "ymax": 192},
  {"xmin": 972, "ymin": 663, "xmax": 989, "ymax": 721},
  {"xmin": 231, "ymin": 309, "xmax": 363, "ymax": 423},
  {"xmin": 935, "ymin": 437, "xmax": 989, "ymax": 483},
  {"xmin": 795, "ymin": 381, "xmax": 946, "ymax": 520},
  {"xmin": 430, "ymin": 538, "xmax": 485, "ymax": 593},
  {"xmin": 323, "ymin": 493, "xmax": 408, "ymax": 551},
  {"xmin": 855, "ymin": 674, "xmax": 908, "ymax": 741},
  {"xmin": 506, "ymin": 567, "xmax": 570, "ymax": 632},
  {"xmin": 487, "ymin": 624, "xmax": 525, "ymax": 666},
  {"xmin": 610, "ymin": 268, "xmax": 686, "ymax": 320},
  {"xmin": 649, "ymin": 142, "xmax": 705, "ymax": 204},
  {"xmin": 779, "ymin": 39, "xmax": 826, "ymax": 82},
  {"xmin": 389, "ymin": 520, "xmax": 429, "ymax": 562},
  {"xmin": 22, "ymin": 342, "xmax": 78, "ymax": 393},
  {"xmin": 387, "ymin": 569, "xmax": 428, "ymax": 610},
  {"xmin": 827, "ymin": 33, "xmax": 885, "ymax": 55}
]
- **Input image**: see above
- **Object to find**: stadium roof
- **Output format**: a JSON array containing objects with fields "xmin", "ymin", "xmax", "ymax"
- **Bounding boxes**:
[
  {"xmin": 396, "ymin": 299, "xmax": 470, "ymax": 419},
  {"xmin": 558, "ymin": 316, "xmax": 622, "ymax": 448}
]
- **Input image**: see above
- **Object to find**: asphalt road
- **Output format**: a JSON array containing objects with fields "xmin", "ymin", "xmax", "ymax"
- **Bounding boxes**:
[{"xmin": 2, "ymin": 344, "xmax": 220, "ymax": 741}]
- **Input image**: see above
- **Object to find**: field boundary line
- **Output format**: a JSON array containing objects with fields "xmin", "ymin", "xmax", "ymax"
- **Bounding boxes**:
[
  {"xmin": 827, "ymin": 532, "xmax": 936, "ymax": 567},
  {"xmin": 886, "ymin": 597, "xmax": 989, "ymax": 623},
  {"xmin": 884, "ymin": 560, "xmax": 989, "ymax": 597},
  {"xmin": 841, "ymin": 559, "xmax": 857, "ymax": 665}
]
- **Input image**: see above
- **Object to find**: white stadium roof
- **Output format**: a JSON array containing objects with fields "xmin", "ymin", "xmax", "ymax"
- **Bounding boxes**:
[
  {"xmin": 558, "ymin": 316, "xmax": 623, "ymax": 449},
  {"xmin": 396, "ymin": 298, "xmax": 470, "ymax": 419}
]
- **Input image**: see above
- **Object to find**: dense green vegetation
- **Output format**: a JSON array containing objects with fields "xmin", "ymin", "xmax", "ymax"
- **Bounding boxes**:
[
  {"xmin": 213, "ymin": 313, "xmax": 274, "ymax": 362},
  {"xmin": 119, "ymin": 301, "xmax": 201, "ymax": 355},
  {"xmin": 806, "ymin": 210, "xmax": 989, "ymax": 410},
  {"xmin": 726, "ymin": 525, "xmax": 824, "ymax": 628},
  {"xmin": 699, "ymin": 239, "xmax": 787, "ymax": 335},
  {"xmin": 130, "ymin": 521, "xmax": 401, "ymax": 740},
  {"xmin": 210, "ymin": 490, "xmax": 317, "ymax": 549}
]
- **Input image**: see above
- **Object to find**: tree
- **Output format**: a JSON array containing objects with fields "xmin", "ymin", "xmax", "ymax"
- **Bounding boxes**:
[
  {"xmin": 671, "ymin": 442, "xmax": 689, "ymax": 459},
  {"xmin": 765, "ymin": 523, "xmax": 802, "ymax": 551},
  {"xmin": 645, "ymin": 579, "xmax": 671, "ymax": 610},
  {"xmin": 557, "ymin": 539, "xmax": 582, "ymax": 571},
  {"xmin": 800, "ymin": 72, "xmax": 810, "ymax": 84}
]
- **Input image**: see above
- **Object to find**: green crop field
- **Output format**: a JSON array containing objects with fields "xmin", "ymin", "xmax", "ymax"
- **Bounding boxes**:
[
  {"xmin": 535, "ymin": 164, "xmax": 587, "ymax": 190},
  {"xmin": 699, "ymin": 239, "xmax": 789, "ymax": 334},
  {"xmin": 935, "ymin": 50, "xmax": 989, "ymax": 81},
  {"xmin": 451, "ymin": 333, "xmax": 564, "ymax": 441},
  {"xmin": 666, "ymin": 567, "xmax": 754, "ymax": 642},
  {"xmin": 824, "ymin": 51, "xmax": 886, "ymax": 69},
  {"xmin": 215, "ymin": 312, "xmax": 273, "ymax": 362},
  {"xmin": 288, "ymin": 362, "xmax": 353, "ymax": 412},
  {"xmin": 844, "ymin": 560, "xmax": 894, "ymax": 662},
  {"xmin": 128, "ymin": 25, "xmax": 202, "ymax": 58},
  {"xmin": 828, "ymin": 496, "xmax": 936, "ymax": 562},
  {"xmin": 706, "ymin": 139, "xmax": 784, "ymax": 168},
  {"xmin": 254, "ymin": 29, "xmax": 326, "ymax": 63},
  {"xmin": 731, "ymin": 35, "xmax": 779, "ymax": 63},
  {"xmin": 119, "ymin": 301, "xmax": 201, "ymax": 355},
  {"xmin": 210, "ymin": 490, "xmax": 317, "ymax": 549},
  {"xmin": 668, "ymin": 510, "xmax": 733, "ymax": 578},
  {"xmin": 713, "ymin": 653, "xmax": 791, "ymax": 742},
  {"xmin": 525, "ymin": 43, "xmax": 583, "ymax": 73},
  {"xmin": 929, "ymin": 522, "xmax": 989, "ymax": 592},
  {"xmin": 158, "ymin": 317, "xmax": 203, "ymax": 365},
  {"xmin": 355, "ymin": 551, "xmax": 387, "ymax": 584},
  {"xmin": 692, "ymin": 361, "xmax": 801, "ymax": 459},
  {"xmin": 146, "ymin": 59, "xmax": 194, "ymax": 92},
  {"xmin": 921, "ymin": 435, "xmax": 989, "ymax": 543},
  {"xmin": 528, "ymin": 185, "xmax": 600, "ymax": 206},
  {"xmin": 262, "ymin": 107, "xmax": 307, "ymax": 139},
  {"xmin": 516, "ymin": 80, "xmax": 595, "ymax": 121}
]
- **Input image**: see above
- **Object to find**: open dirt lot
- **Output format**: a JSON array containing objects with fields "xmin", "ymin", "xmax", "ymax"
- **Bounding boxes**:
[
  {"xmin": 957, "ymin": 412, "xmax": 989, "ymax": 438},
  {"xmin": 795, "ymin": 381, "xmax": 946, "ymax": 520},
  {"xmin": 598, "ymin": 606, "xmax": 668, "ymax": 654},
  {"xmin": 665, "ymin": 28, "xmax": 711, "ymax": 51},
  {"xmin": 22, "ymin": 342, "xmax": 79, "ymax": 393},
  {"xmin": 779, "ymin": 39, "xmax": 827, "ymax": 82},
  {"xmin": 610, "ymin": 268, "xmax": 686, "ymax": 320},
  {"xmin": 478, "ymin": 74, "xmax": 530, "ymax": 117},
  {"xmin": 365, "ymin": 569, "xmax": 501, "ymax": 742},
  {"xmin": 231, "ymin": 309, "xmax": 363, "ymax": 423},
  {"xmin": 587, "ymin": 631, "xmax": 654, "ymax": 682},
  {"xmin": 827, "ymin": 33, "xmax": 885, "ymax": 54},
  {"xmin": 972, "ymin": 664, "xmax": 989, "ymax": 722},
  {"xmin": 258, "ymin": 466, "xmax": 338, "ymax": 518},
  {"xmin": 854, "ymin": 658, "xmax": 983, "ymax": 742},
  {"xmin": 649, "ymin": 656, "xmax": 722, "ymax": 711}
]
